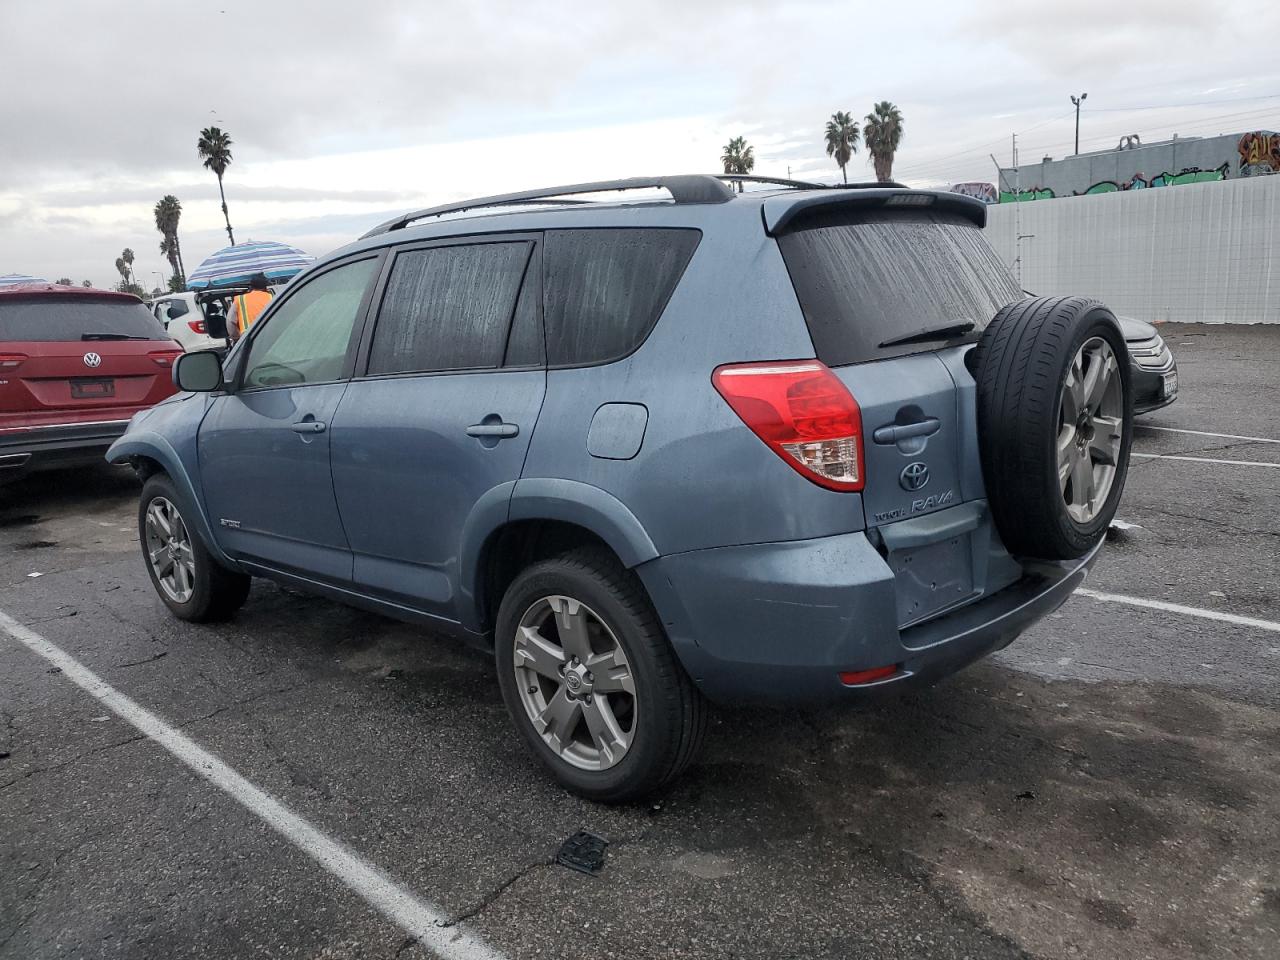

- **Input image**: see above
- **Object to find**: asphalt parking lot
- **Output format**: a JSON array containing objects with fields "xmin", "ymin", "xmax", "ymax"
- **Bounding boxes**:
[{"xmin": 2, "ymin": 322, "xmax": 1278, "ymax": 960}]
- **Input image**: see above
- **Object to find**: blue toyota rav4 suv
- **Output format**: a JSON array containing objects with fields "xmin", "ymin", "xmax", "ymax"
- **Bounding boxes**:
[{"xmin": 109, "ymin": 175, "xmax": 1133, "ymax": 801}]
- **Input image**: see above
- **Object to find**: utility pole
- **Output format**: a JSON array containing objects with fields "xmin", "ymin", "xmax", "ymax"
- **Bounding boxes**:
[
  {"xmin": 992, "ymin": 136, "xmax": 1029, "ymax": 286},
  {"xmin": 1071, "ymin": 92, "xmax": 1088, "ymax": 155}
]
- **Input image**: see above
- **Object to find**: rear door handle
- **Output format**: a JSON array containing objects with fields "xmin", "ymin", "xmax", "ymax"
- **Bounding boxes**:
[
  {"xmin": 873, "ymin": 417, "xmax": 940, "ymax": 444},
  {"xmin": 466, "ymin": 422, "xmax": 519, "ymax": 439},
  {"xmin": 291, "ymin": 420, "xmax": 327, "ymax": 434}
]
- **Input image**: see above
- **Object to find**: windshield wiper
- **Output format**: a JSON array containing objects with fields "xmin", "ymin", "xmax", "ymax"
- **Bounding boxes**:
[
  {"xmin": 80, "ymin": 332, "xmax": 150, "ymax": 341},
  {"xmin": 878, "ymin": 319, "xmax": 976, "ymax": 349}
]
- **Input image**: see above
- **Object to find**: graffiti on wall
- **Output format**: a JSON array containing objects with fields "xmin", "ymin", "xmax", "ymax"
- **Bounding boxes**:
[
  {"xmin": 950, "ymin": 181, "xmax": 999, "ymax": 203},
  {"xmin": 998, "ymin": 163, "xmax": 1233, "ymax": 202},
  {"xmin": 998, "ymin": 186, "xmax": 1055, "ymax": 203},
  {"xmin": 1083, "ymin": 163, "xmax": 1230, "ymax": 194},
  {"xmin": 1239, "ymin": 132, "xmax": 1280, "ymax": 176}
]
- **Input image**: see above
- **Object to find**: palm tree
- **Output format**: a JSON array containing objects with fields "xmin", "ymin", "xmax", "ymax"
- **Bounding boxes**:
[
  {"xmin": 720, "ymin": 136, "xmax": 755, "ymax": 192},
  {"xmin": 114, "ymin": 257, "xmax": 129, "ymax": 291},
  {"xmin": 197, "ymin": 126, "xmax": 236, "ymax": 245},
  {"xmin": 864, "ymin": 101, "xmax": 905, "ymax": 182},
  {"xmin": 154, "ymin": 195, "xmax": 185, "ymax": 282},
  {"xmin": 824, "ymin": 111, "xmax": 860, "ymax": 184},
  {"xmin": 121, "ymin": 248, "xmax": 136, "ymax": 287}
]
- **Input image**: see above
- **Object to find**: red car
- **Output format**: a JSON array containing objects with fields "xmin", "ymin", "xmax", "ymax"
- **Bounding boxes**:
[{"xmin": 0, "ymin": 284, "xmax": 181, "ymax": 482}]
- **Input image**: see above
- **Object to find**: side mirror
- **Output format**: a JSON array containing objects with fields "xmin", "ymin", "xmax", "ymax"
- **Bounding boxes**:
[{"xmin": 173, "ymin": 350, "xmax": 224, "ymax": 392}]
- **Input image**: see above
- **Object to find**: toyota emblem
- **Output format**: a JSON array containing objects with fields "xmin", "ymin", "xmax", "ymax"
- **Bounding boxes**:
[
  {"xmin": 82, "ymin": 352, "xmax": 102, "ymax": 368},
  {"xmin": 899, "ymin": 461, "xmax": 930, "ymax": 491}
]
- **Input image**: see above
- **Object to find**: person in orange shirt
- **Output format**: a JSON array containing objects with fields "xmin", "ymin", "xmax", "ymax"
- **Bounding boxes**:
[{"xmin": 225, "ymin": 273, "xmax": 274, "ymax": 344}]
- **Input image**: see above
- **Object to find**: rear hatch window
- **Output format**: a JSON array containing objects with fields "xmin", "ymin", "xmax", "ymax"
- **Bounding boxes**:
[
  {"xmin": 777, "ymin": 210, "xmax": 1023, "ymax": 366},
  {"xmin": 0, "ymin": 296, "xmax": 167, "ymax": 342}
]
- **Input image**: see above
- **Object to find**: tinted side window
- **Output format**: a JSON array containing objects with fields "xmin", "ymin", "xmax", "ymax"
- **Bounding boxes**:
[
  {"xmin": 503, "ymin": 244, "xmax": 543, "ymax": 367},
  {"xmin": 243, "ymin": 258, "xmax": 378, "ymax": 389},
  {"xmin": 368, "ymin": 242, "xmax": 532, "ymax": 376},
  {"xmin": 543, "ymin": 228, "xmax": 700, "ymax": 366}
]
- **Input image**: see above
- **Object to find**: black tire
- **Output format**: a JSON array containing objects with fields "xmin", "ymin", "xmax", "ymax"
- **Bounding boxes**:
[
  {"xmin": 495, "ymin": 547, "xmax": 706, "ymax": 803},
  {"xmin": 137, "ymin": 473, "xmax": 251, "ymax": 622},
  {"xmin": 974, "ymin": 295, "xmax": 1134, "ymax": 560}
]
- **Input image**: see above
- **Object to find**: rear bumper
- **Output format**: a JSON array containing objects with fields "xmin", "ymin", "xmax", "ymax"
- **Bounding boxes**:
[
  {"xmin": 636, "ymin": 532, "xmax": 1102, "ymax": 705},
  {"xmin": 0, "ymin": 419, "xmax": 132, "ymax": 476}
]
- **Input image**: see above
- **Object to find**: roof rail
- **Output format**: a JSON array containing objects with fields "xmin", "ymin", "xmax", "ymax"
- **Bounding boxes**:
[
  {"xmin": 716, "ymin": 174, "xmax": 826, "ymax": 189},
  {"xmin": 361, "ymin": 175, "xmax": 736, "ymax": 238}
]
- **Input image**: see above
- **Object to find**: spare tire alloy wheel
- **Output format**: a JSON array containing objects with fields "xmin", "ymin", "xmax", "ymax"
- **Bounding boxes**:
[
  {"xmin": 513, "ymin": 595, "xmax": 637, "ymax": 771},
  {"xmin": 974, "ymin": 296, "xmax": 1133, "ymax": 560},
  {"xmin": 1057, "ymin": 337, "xmax": 1124, "ymax": 523},
  {"xmin": 144, "ymin": 495, "xmax": 195, "ymax": 603}
]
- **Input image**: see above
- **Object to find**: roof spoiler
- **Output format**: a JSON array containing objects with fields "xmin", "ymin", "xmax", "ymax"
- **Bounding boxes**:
[{"xmin": 763, "ymin": 189, "xmax": 988, "ymax": 235}]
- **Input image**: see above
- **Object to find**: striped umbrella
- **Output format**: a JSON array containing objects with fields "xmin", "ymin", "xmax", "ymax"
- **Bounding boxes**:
[
  {"xmin": 0, "ymin": 273, "xmax": 48, "ymax": 287},
  {"xmin": 186, "ymin": 240, "xmax": 314, "ymax": 290}
]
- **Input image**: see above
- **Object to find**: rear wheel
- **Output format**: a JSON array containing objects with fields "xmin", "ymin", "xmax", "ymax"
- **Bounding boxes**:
[
  {"xmin": 974, "ymin": 296, "xmax": 1134, "ymax": 560},
  {"xmin": 138, "ymin": 473, "xmax": 250, "ymax": 622},
  {"xmin": 495, "ymin": 547, "xmax": 706, "ymax": 802}
]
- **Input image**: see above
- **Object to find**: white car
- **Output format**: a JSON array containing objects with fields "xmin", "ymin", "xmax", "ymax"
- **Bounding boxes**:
[{"xmin": 150, "ymin": 293, "xmax": 225, "ymax": 352}]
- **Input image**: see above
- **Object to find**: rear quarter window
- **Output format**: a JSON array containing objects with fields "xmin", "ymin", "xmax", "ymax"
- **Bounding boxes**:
[
  {"xmin": 543, "ymin": 228, "xmax": 700, "ymax": 366},
  {"xmin": 0, "ymin": 297, "xmax": 168, "ymax": 342},
  {"xmin": 778, "ymin": 210, "xmax": 1024, "ymax": 366}
]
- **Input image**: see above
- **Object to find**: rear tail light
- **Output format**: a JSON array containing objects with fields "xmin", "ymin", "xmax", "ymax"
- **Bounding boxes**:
[
  {"xmin": 187, "ymin": 319, "xmax": 207, "ymax": 334},
  {"xmin": 712, "ymin": 360, "xmax": 865, "ymax": 491},
  {"xmin": 148, "ymin": 349, "xmax": 182, "ymax": 367},
  {"xmin": 0, "ymin": 353, "xmax": 27, "ymax": 370}
]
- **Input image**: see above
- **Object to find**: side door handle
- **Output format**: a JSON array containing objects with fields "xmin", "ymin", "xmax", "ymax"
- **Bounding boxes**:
[
  {"xmin": 291, "ymin": 420, "xmax": 327, "ymax": 434},
  {"xmin": 466, "ymin": 422, "xmax": 519, "ymax": 439}
]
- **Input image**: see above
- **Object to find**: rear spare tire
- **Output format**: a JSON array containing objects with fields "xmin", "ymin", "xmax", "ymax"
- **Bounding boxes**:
[{"xmin": 974, "ymin": 296, "xmax": 1133, "ymax": 560}]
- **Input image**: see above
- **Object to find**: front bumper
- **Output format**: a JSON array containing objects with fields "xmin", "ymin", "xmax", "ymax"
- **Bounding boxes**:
[
  {"xmin": 1128, "ymin": 340, "xmax": 1178, "ymax": 415},
  {"xmin": 636, "ymin": 532, "xmax": 1103, "ymax": 705},
  {"xmin": 0, "ymin": 419, "xmax": 132, "ymax": 476}
]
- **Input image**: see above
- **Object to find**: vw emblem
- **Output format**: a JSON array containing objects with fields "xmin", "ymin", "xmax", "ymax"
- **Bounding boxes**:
[
  {"xmin": 900, "ymin": 461, "xmax": 930, "ymax": 491},
  {"xmin": 82, "ymin": 352, "xmax": 102, "ymax": 368}
]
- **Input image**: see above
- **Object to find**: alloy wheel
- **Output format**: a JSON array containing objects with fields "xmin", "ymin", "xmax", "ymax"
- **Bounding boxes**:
[
  {"xmin": 144, "ymin": 495, "xmax": 196, "ymax": 603},
  {"xmin": 512, "ymin": 595, "xmax": 637, "ymax": 771},
  {"xmin": 1057, "ymin": 336, "xmax": 1124, "ymax": 523}
]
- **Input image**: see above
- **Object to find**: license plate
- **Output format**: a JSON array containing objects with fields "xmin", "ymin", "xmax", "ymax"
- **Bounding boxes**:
[
  {"xmin": 71, "ymin": 378, "xmax": 115, "ymax": 399},
  {"xmin": 1162, "ymin": 370, "xmax": 1178, "ymax": 397}
]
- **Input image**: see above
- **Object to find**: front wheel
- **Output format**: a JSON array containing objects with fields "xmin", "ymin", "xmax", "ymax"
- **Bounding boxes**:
[
  {"xmin": 495, "ymin": 547, "xmax": 706, "ymax": 802},
  {"xmin": 138, "ymin": 473, "xmax": 250, "ymax": 622}
]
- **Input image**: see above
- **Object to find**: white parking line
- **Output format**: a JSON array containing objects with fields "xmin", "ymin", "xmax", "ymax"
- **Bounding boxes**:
[
  {"xmin": 0, "ymin": 609, "xmax": 507, "ymax": 960},
  {"xmin": 1137, "ymin": 425, "xmax": 1280, "ymax": 444},
  {"xmin": 1076, "ymin": 588, "xmax": 1280, "ymax": 634},
  {"xmin": 1132, "ymin": 453, "xmax": 1280, "ymax": 469}
]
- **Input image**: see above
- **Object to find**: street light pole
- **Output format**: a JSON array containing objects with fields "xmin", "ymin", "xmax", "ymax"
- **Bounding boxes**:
[{"xmin": 1071, "ymin": 92, "xmax": 1088, "ymax": 155}]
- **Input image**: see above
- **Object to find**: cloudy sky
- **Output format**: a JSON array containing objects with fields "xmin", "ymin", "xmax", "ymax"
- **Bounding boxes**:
[{"xmin": 2, "ymin": 0, "xmax": 1278, "ymax": 288}]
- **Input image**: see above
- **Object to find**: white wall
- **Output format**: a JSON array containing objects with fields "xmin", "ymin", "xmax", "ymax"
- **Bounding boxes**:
[{"xmin": 985, "ymin": 175, "xmax": 1279, "ymax": 324}]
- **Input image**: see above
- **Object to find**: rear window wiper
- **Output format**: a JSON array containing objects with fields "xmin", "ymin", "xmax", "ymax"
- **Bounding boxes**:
[
  {"xmin": 81, "ymin": 332, "xmax": 151, "ymax": 341},
  {"xmin": 878, "ymin": 319, "xmax": 976, "ymax": 349}
]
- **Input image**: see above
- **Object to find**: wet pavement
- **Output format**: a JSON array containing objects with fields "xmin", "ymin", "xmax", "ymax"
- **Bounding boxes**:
[{"xmin": 2, "ymin": 323, "xmax": 1278, "ymax": 959}]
